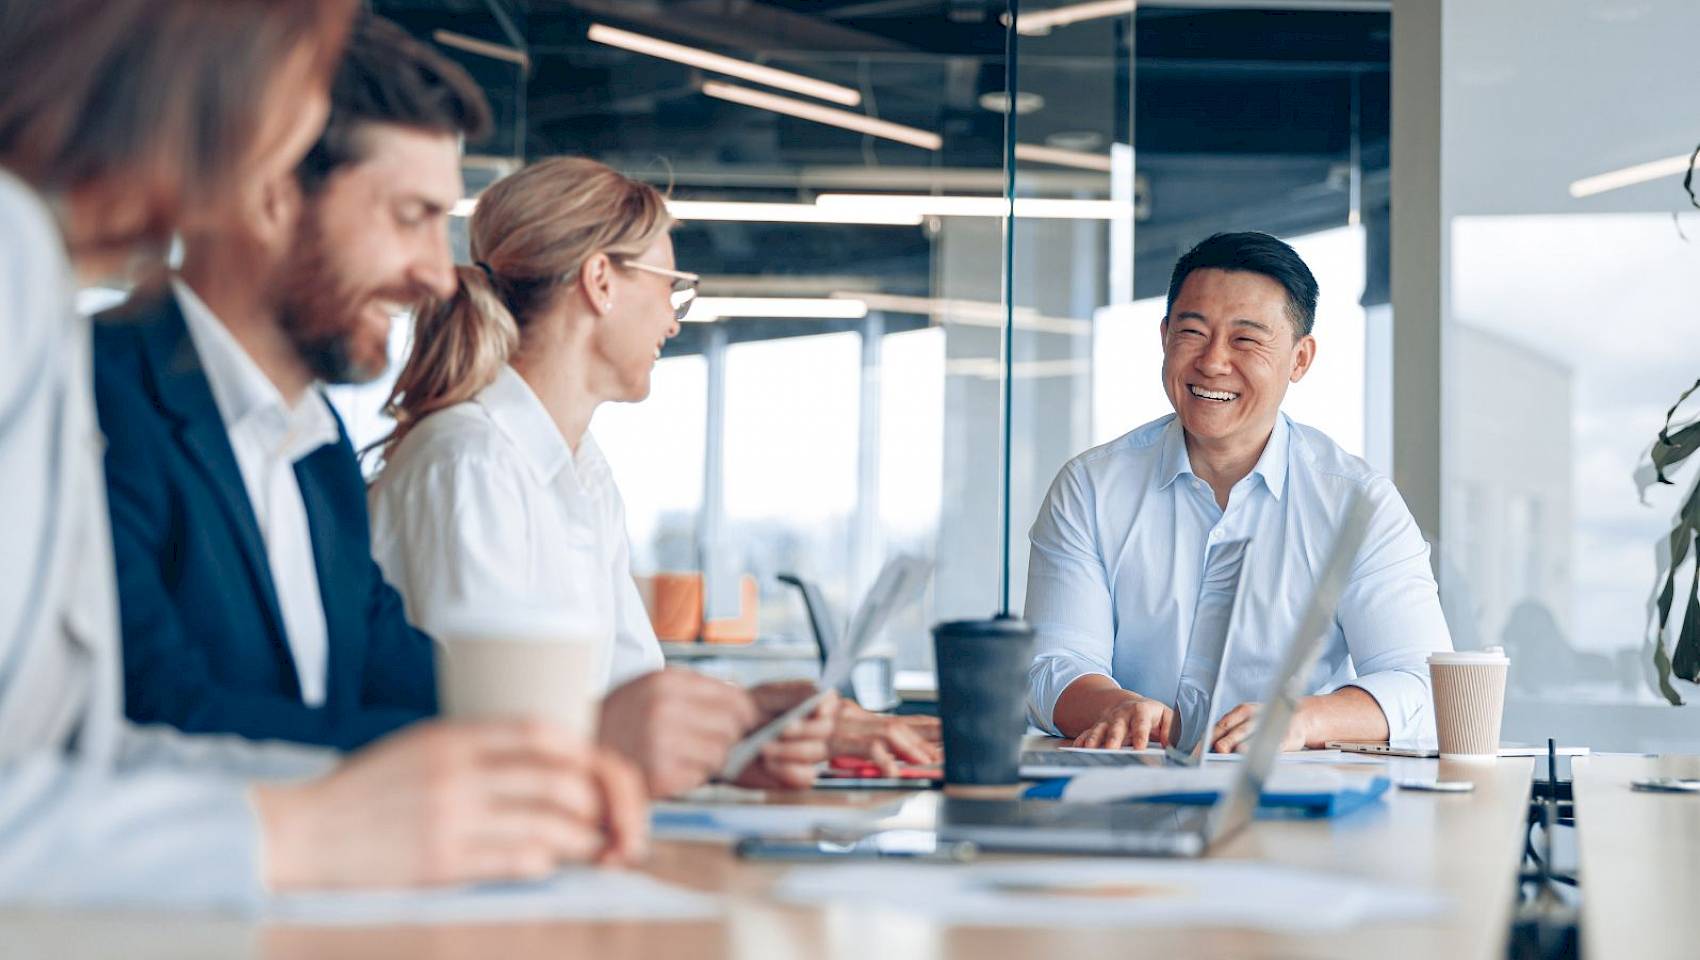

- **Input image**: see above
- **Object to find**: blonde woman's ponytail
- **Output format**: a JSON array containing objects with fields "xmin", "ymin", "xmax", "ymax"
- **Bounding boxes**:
[
  {"xmin": 373, "ymin": 263, "xmax": 519, "ymax": 462},
  {"xmin": 370, "ymin": 155, "xmax": 671, "ymax": 466}
]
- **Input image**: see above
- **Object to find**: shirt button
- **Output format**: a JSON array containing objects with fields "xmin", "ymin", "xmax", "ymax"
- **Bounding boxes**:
[{"xmin": 1209, "ymin": 529, "xmax": 1223, "ymax": 542}]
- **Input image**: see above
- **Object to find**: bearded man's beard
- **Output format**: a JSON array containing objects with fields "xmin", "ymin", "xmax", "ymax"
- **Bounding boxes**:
[{"xmin": 269, "ymin": 212, "xmax": 390, "ymax": 385}]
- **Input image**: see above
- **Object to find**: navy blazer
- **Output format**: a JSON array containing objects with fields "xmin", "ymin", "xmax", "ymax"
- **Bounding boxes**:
[{"xmin": 92, "ymin": 292, "xmax": 435, "ymax": 751}]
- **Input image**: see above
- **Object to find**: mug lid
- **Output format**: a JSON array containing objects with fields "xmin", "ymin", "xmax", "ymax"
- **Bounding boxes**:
[
  {"xmin": 1428, "ymin": 647, "xmax": 1509, "ymax": 666},
  {"xmin": 933, "ymin": 615, "xmax": 1032, "ymax": 637}
]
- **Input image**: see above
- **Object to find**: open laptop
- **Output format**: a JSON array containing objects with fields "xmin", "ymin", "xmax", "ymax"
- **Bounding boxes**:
[
  {"xmin": 939, "ymin": 491, "xmax": 1373, "ymax": 857},
  {"xmin": 1019, "ymin": 537, "xmax": 1251, "ymax": 776}
]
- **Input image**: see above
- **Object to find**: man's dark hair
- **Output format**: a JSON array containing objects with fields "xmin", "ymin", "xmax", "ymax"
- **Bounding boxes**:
[
  {"xmin": 296, "ymin": 13, "xmax": 492, "ymax": 193},
  {"xmin": 1164, "ymin": 231, "xmax": 1320, "ymax": 338}
]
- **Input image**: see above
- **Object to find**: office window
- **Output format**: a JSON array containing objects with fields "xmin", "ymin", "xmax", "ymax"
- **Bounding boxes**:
[
  {"xmin": 1440, "ymin": 0, "xmax": 1700, "ymax": 750},
  {"xmin": 593, "ymin": 356, "xmax": 708, "ymax": 573},
  {"xmin": 1092, "ymin": 225, "xmax": 1369, "ymax": 456}
]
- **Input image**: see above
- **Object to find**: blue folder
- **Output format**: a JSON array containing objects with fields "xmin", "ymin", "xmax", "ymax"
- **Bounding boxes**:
[{"xmin": 1022, "ymin": 775, "xmax": 1390, "ymax": 819}]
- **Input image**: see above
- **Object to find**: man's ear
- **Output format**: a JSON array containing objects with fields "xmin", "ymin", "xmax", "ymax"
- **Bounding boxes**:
[
  {"xmin": 248, "ymin": 176, "xmax": 302, "ymax": 254},
  {"xmin": 1159, "ymin": 316, "xmax": 1170, "ymax": 348},
  {"xmin": 1289, "ymin": 334, "xmax": 1318, "ymax": 383}
]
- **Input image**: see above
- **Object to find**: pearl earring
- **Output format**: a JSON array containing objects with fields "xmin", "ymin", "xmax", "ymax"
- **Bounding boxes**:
[{"xmin": 603, "ymin": 301, "xmax": 612, "ymax": 310}]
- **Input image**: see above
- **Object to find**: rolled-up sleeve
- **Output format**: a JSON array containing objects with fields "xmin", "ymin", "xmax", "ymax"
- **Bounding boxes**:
[
  {"xmin": 1334, "ymin": 477, "xmax": 1454, "ymax": 743},
  {"xmin": 1023, "ymin": 462, "xmax": 1117, "ymax": 735}
]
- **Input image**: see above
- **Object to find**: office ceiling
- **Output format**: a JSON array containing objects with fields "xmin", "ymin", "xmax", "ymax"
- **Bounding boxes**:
[{"xmin": 371, "ymin": 1, "xmax": 1390, "ymax": 345}]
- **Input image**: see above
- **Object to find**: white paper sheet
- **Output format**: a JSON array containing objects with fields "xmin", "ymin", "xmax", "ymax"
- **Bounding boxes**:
[
  {"xmin": 267, "ymin": 867, "xmax": 720, "ymax": 926},
  {"xmin": 651, "ymin": 799, "xmax": 908, "ymax": 841},
  {"xmin": 1056, "ymin": 765, "xmax": 1381, "ymax": 803},
  {"xmin": 774, "ymin": 859, "xmax": 1447, "ymax": 931}
]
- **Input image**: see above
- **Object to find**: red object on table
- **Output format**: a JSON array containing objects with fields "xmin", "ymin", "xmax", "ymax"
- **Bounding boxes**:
[{"xmin": 825, "ymin": 755, "xmax": 941, "ymax": 779}]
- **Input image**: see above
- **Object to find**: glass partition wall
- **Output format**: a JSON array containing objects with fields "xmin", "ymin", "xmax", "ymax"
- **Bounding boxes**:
[
  {"xmin": 1002, "ymin": 4, "xmax": 1389, "ymax": 617},
  {"xmin": 1438, "ymin": 0, "xmax": 1700, "ymax": 752},
  {"xmin": 329, "ymin": 2, "xmax": 1392, "ymax": 694},
  {"xmin": 335, "ymin": 1, "xmax": 1017, "ymax": 681}
]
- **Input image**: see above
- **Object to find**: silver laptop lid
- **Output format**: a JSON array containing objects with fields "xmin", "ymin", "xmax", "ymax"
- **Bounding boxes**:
[
  {"xmin": 1166, "ymin": 537, "xmax": 1251, "ymax": 765},
  {"xmin": 1203, "ymin": 490, "xmax": 1373, "ymax": 845}
]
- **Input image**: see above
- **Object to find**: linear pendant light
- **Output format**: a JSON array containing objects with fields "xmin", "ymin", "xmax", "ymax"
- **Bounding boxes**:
[
  {"xmin": 1014, "ymin": 143, "xmax": 1113, "ymax": 172},
  {"xmin": 453, "ymin": 197, "xmax": 924, "ymax": 226},
  {"xmin": 587, "ymin": 24, "xmax": 860, "ymax": 107},
  {"xmin": 688, "ymin": 297, "xmax": 870, "ymax": 323},
  {"xmin": 701, "ymin": 80, "xmax": 944, "ymax": 151},
  {"xmin": 433, "ymin": 29, "xmax": 531, "ymax": 71},
  {"xmin": 668, "ymin": 200, "xmax": 921, "ymax": 225},
  {"xmin": 1016, "ymin": 0, "xmax": 1138, "ymax": 36},
  {"xmin": 1569, "ymin": 152, "xmax": 1694, "ymax": 198},
  {"xmin": 814, "ymin": 193, "xmax": 1133, "ymax": 220}
]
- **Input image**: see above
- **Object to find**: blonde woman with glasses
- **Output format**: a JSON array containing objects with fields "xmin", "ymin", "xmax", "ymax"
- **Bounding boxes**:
[{"xmin": 369, "ymin": 156, "xmax": 845, "ymax": 798}]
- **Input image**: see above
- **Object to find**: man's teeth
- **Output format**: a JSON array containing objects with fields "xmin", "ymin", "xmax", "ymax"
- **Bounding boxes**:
[{"xmin": 1189, "ymin": 385, "xmax": 1239, "ymax": 402}]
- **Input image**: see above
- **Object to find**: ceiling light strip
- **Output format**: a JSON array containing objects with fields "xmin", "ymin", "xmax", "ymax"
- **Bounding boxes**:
[
  {"xmin": 668, "ymin": 200, "xmax": 921, "ymax": 225},
  {"xmin": 1569, "ymin": 153, "xmax": 1693, "ymax": 198},
  {"xmin": 814, "ymin": 193, "xmax": 1132, "ymax": 219},
  {"xmin": 1016, "ymin": 0, "xmax": 1138, "ymax": 35},
  {"xmin": 1014, "ymin": 143, "xmax": 1114, "ymax": 172},
  {"xmin": 588, "ymin": 24, "xmax": 860, "ymax": 107},
  {"xmin": 702, "ymin": 80, "xmax": 943, "ymax": 151},
  {"xmin": 432, "ymin": 30, "xmax": 531, "ymax": 70},
  {"xmin": 688, "ymin": 297, "xmax": 869, "ymax": 323},
  {"xmin": 453, "ymin": 198, "xmax": 924, "ymax": 226}
]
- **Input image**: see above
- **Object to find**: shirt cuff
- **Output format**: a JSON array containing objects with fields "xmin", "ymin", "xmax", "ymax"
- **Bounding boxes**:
[
  {"xmin": 1028, "ymin": 656, "xmax": 1114, "ymax": 737},
  {"xmin": 1341, "ymin": 669, "xmax": 1434, "ymax": 744}
]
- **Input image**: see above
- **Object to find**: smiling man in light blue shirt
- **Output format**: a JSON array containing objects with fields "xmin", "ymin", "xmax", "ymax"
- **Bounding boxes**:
[{"xmin": 1026, "ymin": 231, "xmax": 1452, "ymax": 753}]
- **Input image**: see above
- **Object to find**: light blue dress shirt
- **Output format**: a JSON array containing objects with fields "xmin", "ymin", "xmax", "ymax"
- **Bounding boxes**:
[{"xmin": 1024, "ymin": 413, "xmax": 1453, "ymax": 744}]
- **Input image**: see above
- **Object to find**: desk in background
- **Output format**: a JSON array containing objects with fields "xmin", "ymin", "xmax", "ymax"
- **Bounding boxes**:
[{"xmin": 1571, "ymin": 754, "xmax": 1700, "ymax": 960}]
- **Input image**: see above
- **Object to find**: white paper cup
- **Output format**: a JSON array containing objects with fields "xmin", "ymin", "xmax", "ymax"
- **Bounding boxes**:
[
  {"xmin": 1428, "ymin": 648, "xmax": 1510, "ymax": 759},
  {"xmin": 431, "ymin": 608, "xmax": 607, "ymax": 739}
]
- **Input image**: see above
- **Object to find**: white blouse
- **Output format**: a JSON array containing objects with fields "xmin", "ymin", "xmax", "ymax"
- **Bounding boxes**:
[{"xmin": 369, "ymin": 365, "xmax": 665, "ymax": 692}]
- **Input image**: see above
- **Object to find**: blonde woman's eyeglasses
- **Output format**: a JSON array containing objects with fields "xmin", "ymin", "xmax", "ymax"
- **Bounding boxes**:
[{"xmin": 615, "ymin": 258, "xmax": 700, "ymax": 321}]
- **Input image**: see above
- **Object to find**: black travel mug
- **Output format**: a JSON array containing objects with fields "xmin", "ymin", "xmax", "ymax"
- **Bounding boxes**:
[{"xmin": 932, "ymin": 616, "xmax": 1035, "ymax": 787}]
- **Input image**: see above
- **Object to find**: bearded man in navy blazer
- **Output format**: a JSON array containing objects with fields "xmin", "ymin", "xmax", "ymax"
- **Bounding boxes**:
[{"xmin": 92, "ymin": 17, "xmax": 491, "ymax": 750}]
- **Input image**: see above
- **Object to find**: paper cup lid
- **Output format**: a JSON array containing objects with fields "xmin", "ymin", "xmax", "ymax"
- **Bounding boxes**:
[
  {"xmin": 426, "ymin": 603, "xmax": 607, "ymax": 646},
  {"xmin": 1429, "ymin": 647, "xmax": 1509, "ymax": 666}
]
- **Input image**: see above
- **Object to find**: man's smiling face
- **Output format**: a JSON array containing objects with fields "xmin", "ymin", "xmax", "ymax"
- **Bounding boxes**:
[{"xmin": 1159, "ymin": 267, "xmax": 1316, "ymax": 451}]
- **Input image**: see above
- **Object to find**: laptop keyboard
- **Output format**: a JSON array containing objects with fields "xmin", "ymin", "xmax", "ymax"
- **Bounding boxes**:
[{"xmin": 1020, "ymin": 750, "xmax": 1152, "ymax": 768}]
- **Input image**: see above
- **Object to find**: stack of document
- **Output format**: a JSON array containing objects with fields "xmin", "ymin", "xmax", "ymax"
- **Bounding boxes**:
[{"xmin": 1025, "ymin": 766, "xmax": 1389, "ymax": 818}]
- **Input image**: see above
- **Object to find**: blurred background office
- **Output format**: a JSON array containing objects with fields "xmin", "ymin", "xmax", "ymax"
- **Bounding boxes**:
[{"xmin": 200, "ymin": 0, "xmax": 1700, "ymax": 755}]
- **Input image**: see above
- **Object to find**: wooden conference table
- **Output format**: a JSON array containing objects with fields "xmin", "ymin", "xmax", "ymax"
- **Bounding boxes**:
[
  {"xmin": 3, "ymin": 746, "xmax": 1535, "ymax": 960},
  {"xmin": 1572, "ymin": 753, "xmax": 1700, "ymax": 960}
]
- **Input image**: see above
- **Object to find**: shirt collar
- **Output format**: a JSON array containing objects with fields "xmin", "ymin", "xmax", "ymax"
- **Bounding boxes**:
[
  {"xmin": 1158, "ymin": 412, "xmax": 1291, "ymax": 501},
  {"xmin": 174, "ymin": 278, "xmax": 338, "ymax": 462},
  {"xmin": 476, "ymin": 365, "xmax": 574, "ymax": 484}
]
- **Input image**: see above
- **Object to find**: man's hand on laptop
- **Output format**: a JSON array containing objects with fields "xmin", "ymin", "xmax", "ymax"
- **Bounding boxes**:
[
  {"xmin": 1210, "ymin": 702, "xmax": 1307, "ymax": 754},
  {"xmin": 1211, "ymin": 688, "xmax": 1390, "ymax": 753},
  {"xmin": 1072, "ymin": 694, "xmax": 1177, "ymax": 749}
]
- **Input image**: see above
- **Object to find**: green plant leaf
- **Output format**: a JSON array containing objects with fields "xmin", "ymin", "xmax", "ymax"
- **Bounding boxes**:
[
  {"xmin": 1676, "ymin": 559, "xmax": 1700, "ymax": 682},
  {"xmin": 1654, "ymin": 634, "xmax": 1684, "ymax": 706},
  {"xmin": 1660, "ymin": 378, "xmax": 1700, "ymax": 439},
  {"xmin": 1652, "ymin": 421, "xmax": 1700, "ymax": 484}
]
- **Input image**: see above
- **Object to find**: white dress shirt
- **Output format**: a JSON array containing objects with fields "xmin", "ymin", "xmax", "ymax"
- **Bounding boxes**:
[
  {"xmin": 0, "ymin": 168, "xmax": 334, "ymax": 910},
  {"xmin": 1025, "ymin": 413, "xmax": 1453, "ymax": 743},
  {"xmin": 175, "ymin": 279, "xmax": 338, "ymax": 706},
  {"xmin": 369, "ymin": 365, "xmax": 665, "ymax": 692}
]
